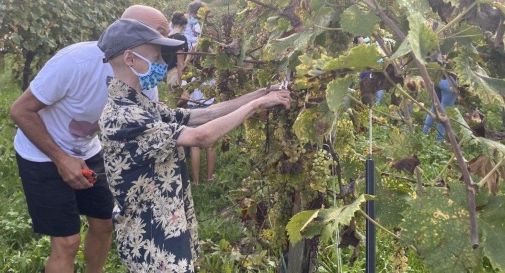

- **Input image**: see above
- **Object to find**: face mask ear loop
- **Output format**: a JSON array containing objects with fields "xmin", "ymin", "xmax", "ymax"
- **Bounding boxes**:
[{"xmin": 129, "ymin": 51, "xmax": 152, "ymax": 77}]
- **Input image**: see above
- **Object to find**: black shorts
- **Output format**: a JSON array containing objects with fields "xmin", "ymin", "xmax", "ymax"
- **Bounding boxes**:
[{"xmin": 16, "ymin": 152, "xmax": 113, "ymax": 237}]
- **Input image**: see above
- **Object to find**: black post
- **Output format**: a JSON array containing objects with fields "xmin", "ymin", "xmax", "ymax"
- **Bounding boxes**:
[{"xmin": 366, "ymin": 157, "xmax": 376, "ymax": 273}]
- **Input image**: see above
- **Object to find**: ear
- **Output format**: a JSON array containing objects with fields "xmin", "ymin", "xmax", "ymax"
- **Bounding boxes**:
[{"xmin": 123, "ymin": 50, "xmax": 134, "ymax": 67}]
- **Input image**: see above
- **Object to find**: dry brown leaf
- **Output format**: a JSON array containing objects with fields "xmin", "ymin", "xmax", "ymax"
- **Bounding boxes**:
[{"xmin": 468, "ymin": 155, "xmax": 505, "ymax": 195}]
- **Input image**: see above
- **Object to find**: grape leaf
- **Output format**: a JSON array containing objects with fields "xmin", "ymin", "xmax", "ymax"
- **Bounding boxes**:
[
  {"xmin": 286, "ymin": 194, "xmax": 371, "ymax": 244},
  {"xmin": 407, "ymin": 12, "xmax": 439, "ymax": 64},
  {"xmin": 448, "ymin": 108, "xmax": 505, "ymax": 160},
  {"xmin": 263, "ymin": 31, "xmax": 313, "ymax": 61},
  {"xmin": 454, "ymin": 46, "xmax": 505, "ymax": 104},
  {"xmin": 398, "ymin": 0, "xmax": 432, "ymax": 15},
  {"xmin": 468, "ymin": 155, "xmax": 505, "ymax": 195},
  {"xmin": 322, "ymin": 44, "xmax": 383, "ymax": 71},
  {"xmin": 286, "ymin": 209, "xmax": 319, "ymax": 244},
  {"xmin": 400, "ymin": 186, "xmax": 484, "ymax": 273},
  {"xmin": 441, "ymin": 24, "xmax": 484, "ymax": 53},
  {"xmin": 293, "ymin": 103, "xmax": 334, "ymax": 144},
  {"xmin": 478, "ymin": 195, "xmax": 505, "ymax": 271},
  {"xmin": 340, "ymin": 5, "xmax": 380, "ymax": 36},
  {"xmin": 325, "ymin": 76, "xmax": 353, "ymax": 114},
  {"xmin": 391, "ymin": 39, "xmax": 411, "ymax": 59}
]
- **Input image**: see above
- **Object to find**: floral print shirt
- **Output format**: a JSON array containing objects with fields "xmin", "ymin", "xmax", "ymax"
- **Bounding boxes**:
[{"xmin": 99, "ymin": 79, "xmax": 198, "ymax": 273}]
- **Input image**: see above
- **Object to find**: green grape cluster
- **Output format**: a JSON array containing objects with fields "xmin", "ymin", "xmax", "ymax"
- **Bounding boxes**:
[
  {"xmin": 309, "ymin": 149, "xmax": 334, "ymax": 192},
  {"xmin": 281, "ymin": 140, "xmax": 306, "ymax": 163},
  {"xmin": 335, "ymin": 119, "xmax": 356, "ymax": 153}
]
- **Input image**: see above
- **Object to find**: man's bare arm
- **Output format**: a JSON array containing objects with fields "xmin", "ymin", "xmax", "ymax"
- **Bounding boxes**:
[
  {"xmin": 178, "ymin": 90, "xmax": 291, "ymax": 147},
  {"xmin": 187, "ymin": 86, "xmax": 281, "ymax": 126},
  {"xmin": 10, "ymin": 89, "xmax": 92, "ymax": 189}
]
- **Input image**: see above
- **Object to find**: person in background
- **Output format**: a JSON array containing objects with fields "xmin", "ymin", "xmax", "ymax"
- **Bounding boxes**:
[
  {"xmin": 166, "ymin": 12, "xmax": 189, "ymax": 86},
  {"xmin": 184, "ymin": 1, "xmax": 205, "ymax": 50},
  {"xmin": 97, "ymin": 18, "xmax": 291, "ymax": 271},
  {"xmin": 187, "ymin": 79, "xmax": 217, "ymax": 185},
  {"xmin": 9, "ymin": 5, "xmax": 174, "ymax": 273},
  {"xmin": 422, "ymin": 74, "xmax": 459, "ymax": 141},
  {"xmin": 354, "ymin": 35, "xmax": 385, "ymax": 105}
]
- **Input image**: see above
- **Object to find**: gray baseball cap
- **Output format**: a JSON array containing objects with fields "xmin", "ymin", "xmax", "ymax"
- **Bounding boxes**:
[{"xmin": 98, "ymin": 18, "xmax": 184, "ymax": 62}]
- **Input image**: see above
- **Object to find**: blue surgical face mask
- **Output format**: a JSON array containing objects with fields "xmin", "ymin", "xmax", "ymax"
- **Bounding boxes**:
[{"xmin": 129, "ymin": 51, "xmax": 168, "ymax": 91}]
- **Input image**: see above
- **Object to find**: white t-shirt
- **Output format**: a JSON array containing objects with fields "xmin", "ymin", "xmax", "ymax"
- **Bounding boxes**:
[{"xmin": 14, "ymin": 41, "xmax": 159, "ymax": 162}]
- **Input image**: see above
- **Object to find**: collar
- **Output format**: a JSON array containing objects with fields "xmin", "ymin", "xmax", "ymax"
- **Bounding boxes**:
[{"xmin": 108, "ymin": 78, "xmax": 152, "ymax": 106}]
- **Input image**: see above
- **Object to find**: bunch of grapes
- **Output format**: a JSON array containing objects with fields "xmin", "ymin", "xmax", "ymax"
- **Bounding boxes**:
[
  {"xmin": 334, "ymin": 119, "xmax": 356, "ymax": 153},
  {"xmin": 309, "ymin": 149, "xmax": 334, "ymax": 192}
]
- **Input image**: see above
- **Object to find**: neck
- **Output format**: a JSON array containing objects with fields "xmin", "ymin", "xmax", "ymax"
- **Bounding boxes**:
[{"xmin": 114, "ymin": 67, "xmax": 142, "ymax": 93}]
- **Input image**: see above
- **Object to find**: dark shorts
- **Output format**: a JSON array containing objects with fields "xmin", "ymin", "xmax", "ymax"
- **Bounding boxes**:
[{"xmin": 16, "ymin": 152, "xmax": 113, "ymax": 237}]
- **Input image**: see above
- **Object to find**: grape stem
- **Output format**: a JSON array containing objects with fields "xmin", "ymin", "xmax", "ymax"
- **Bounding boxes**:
[{"xmin": 358, "ymin": 209, "xmax": 400, "ymax": 240}]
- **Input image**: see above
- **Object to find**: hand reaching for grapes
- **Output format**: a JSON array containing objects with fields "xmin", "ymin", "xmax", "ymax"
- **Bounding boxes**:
[{"xmin": 256, "ymin": 90, "xmax": 292, "ymax": 110}]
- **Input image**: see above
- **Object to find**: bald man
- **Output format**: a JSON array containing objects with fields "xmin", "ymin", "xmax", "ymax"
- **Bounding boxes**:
[{"xmin": 9, "ymin": 5, "xmax": 177, "ymax": 273}]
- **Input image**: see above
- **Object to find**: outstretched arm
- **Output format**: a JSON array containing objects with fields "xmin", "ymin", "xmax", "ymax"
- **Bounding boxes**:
[
  {"xmin": 187, "ymin": 85, "xmax": 281, "ymax": 126},
  {"xmin": 178, "ymin": 90, "xmax": 291, "ymax": 147}
]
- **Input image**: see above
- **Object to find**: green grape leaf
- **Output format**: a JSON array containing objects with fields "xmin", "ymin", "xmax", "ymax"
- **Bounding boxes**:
[
  {"xmin": 479, "ymin": 195, "xmax": 505, "ymax": 271},
  {"xmin": 400, "ymin": 186, "xmax": 484, "ymax": 273},
  {"xmin": 286, "ymin": 209, "xmax": 319, "ymax": 244},
  {"xmin": 441, "ymin": 24, "xmax": 483, "ymax": 53},
  {"xmin": 263, "ymin": 31, "xmax": 313, "ymax": 61},
  {"xmin": 454, "ymin": 47, "xmax": 505, "ymax": 104},
  {"xmin": 319, "ymin": 194, "xmax": 370, "ymax": 224},
  {"xmin": 376, "ymin": 169, "xmax": 409, "ymax": 229},
  {"xmin": 340, "ymin": 5, "xmax": 379, "ymax": 36},
  {"xmin": 325, "ymin": 76, "xmax": 353, "ymax": 114},
  {"xmin": 286, "ymin": 194, "xmax": 371, "ymax": 244},
  {"xmin": 448, "ymin": 108, "xmax": 505, "ymax": 160},
  {"xmin": 293, "ymin": 103, "xmax": 334, "ymax": 144},
  {"xmin": 391, "ymin": 39, "xmax": 411, "ymax": 59},
  {"xmin": 398, "ymin": 0, "xmax": 432, "ymax": 15},
  {"xmin": 322, "ymin": 44, "xmax": 383, "ymax": 72},
  {"xmin": 407, "ymin": 12, "xmax": 439, "ymax": 64}
]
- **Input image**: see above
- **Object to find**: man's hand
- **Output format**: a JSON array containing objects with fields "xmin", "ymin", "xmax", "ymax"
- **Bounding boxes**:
[
  {"xmin": 256, "ymin": 90, "xmax": 292, "ymax": 110},
  {"xmin": 54, "ymin": 155, "xmax": 93, "ymax": 190}
]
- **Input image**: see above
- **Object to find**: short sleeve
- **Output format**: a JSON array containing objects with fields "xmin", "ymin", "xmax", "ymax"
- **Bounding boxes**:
[
  {"xmin": 157, "ymin": 103, "xmax": 190, "ymax": 125},
  {"xmin": 30, "ymin": 54, "xmax": 79, "ymax": 105}
]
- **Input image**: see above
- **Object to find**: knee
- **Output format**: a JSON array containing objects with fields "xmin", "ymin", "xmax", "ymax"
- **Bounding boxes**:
[
  {"xmin": 52, "ymin": 234, "xmax": 81, "ymax": 256},
  {"xmin": 89, "ymin": 218, "xmax": 113, "ymax": 235}
]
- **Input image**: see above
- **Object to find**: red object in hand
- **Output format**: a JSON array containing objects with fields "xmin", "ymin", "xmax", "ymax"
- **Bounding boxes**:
[{"xmin": 81, "ymin": 169, "xmax": 97, "ymax": 184}]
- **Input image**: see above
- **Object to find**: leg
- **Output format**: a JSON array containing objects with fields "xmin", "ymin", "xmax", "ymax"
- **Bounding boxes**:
[
  {"xmin": 206, "ymin": 146, "xmax": 216, "ymax": 182},
  {"xmin": 46, "ymin": 234, "xmax": 81, "ymax": 273},
  {"xmin": 435, "ymin": 90, "xmax": 457, "ymax": 141},
  {"xmin": 422, "ymin": 106, "xmax": 436, "ymax": 134},
  {"xmin": 375, "ymin": 89, "xmax": 385, "ymax": 105},
  {"xmin": 84, "ymin": 217, "xmax": 113, "ymax": 273},
  {"xmin": 15, "ymin": 154, "xmax": 82, "ymax": 273},
  {"xmin": 191, "ymin": 147, "xmax": 201, "ymax": 185}
]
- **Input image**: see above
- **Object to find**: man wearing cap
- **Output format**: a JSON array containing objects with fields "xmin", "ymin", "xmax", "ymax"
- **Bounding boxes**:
[
  {"xmin": 9, "ymin": 5, "xmax": 179, "ymax": 273},
  {"xmin": 97, "ymin": 19, "xmax": 291, "ymax": 272}
]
